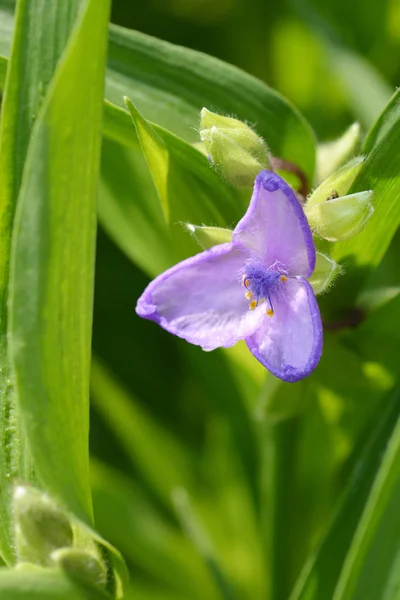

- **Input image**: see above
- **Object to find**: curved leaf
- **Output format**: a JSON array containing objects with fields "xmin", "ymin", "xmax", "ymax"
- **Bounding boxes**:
[{"xmin": 106, "ymin": 25, "xmax": 316, "ymax": 181}]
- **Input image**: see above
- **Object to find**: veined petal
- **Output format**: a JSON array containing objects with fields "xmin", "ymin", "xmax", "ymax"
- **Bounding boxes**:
[
  {"xmin": 246, "ymin": 278, "xmax": 322, "ymax": 382},
  {"xmin": 136, "ymin": 243, "xmax": 265, "ymax": 351},
  {"xmin": 233, "ymin": 170, "xmax": 315, "ymax": 277}
]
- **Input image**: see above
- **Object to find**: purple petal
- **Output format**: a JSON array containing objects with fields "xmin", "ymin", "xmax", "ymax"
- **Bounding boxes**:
[
  {"xmin": 246, "ymin": 278, "xmax": 322, "ymax": 382},
  {"xmin": 136, "ymin": 243, "xmax": 266, "ymax": 351},
  {"xmin": 233, "ymin": 170, "xmax": 315, "ymax": 277}
]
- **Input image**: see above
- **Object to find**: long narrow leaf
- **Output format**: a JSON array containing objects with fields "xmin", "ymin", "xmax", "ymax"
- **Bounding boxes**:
[
  {"xmin": 9, "ymin": 0, "xmax": 110, "ymax": 523},
  {"xmin": 333, "ymin": 387, "xmax": 400, "ymax": 599},
  {"xmin": 0, "ymin": 0, "xmax": 82, "ymax": 564},
  {"xmin": 291, "ymin": 387, "xmax": 400, "ymax": 600}
]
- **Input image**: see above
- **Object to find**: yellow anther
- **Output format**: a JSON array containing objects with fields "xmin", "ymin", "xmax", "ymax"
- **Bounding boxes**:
[
  {"xmin": 249, "ymin": 300, "xmax": 257, "ymax": 310},
  {"xmin": 242, "ymin": 275, "xmax": 250, "ymax": 288},
  {"xmin": 280, "ymin": 275, "xmax": 288, "ymax": 282},
  {"xmin": 245, "ymin": 291, "xmax": 252, "ymax": 300},
  {"xmin": 266, "ymin": 308, "xmax": 274, "ymax": 317}
]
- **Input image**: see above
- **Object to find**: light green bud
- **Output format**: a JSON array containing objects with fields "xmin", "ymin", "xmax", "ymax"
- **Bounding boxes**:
[
  {"xmin": 200, "ymin": 108, "xmax": 270, "ymax": 188},
  {"xmin": 316, "ymin": 122, "xmax": 361, "ymax": 184},
  {"xmin": 306, "ymin": 190, "xmax": 373, "ymax": 242},
  {"xmin": 14, "ymin": 486, "xmax": 73, "ymax": 565},
  {"xmin": 309, "ymin": 252, "xmax": 341, "ymax": 294},
  {"xmin": 307, "ymin": 155, "xmax": 365, "ymax": 209},
  {"xmin": 184, "ymin": 224, "xmax": 232, "ymax": 249},
  {"xmin": 52, "ymin": 548, "xmax": 107, "ymax": 589},
  {"xmin": 305, "ymin": 156, "xmax": 373, "ymax": 241}
]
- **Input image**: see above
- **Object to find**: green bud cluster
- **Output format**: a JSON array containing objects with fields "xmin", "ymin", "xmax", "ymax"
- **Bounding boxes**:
[
  {"xmin": 14, "ymin": 486, "xmax": 73, "ymax": 566},
  {"xmin": 13, "ymin": 485, "xmax": 106, "ymax": 591},
  {"xmin": 200, "ymin": 108, "xmax": 270, "ymax": 188}
]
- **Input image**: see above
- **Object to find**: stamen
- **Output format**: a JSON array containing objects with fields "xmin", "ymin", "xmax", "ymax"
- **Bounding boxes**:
[
  {"xmin": 242, "ymin": 275, "xmax": 250, "ymax": 288},
  {"xmin": 249, "ymin": 300, "xmax": 257, "ymax": 310},
  {"xmin": 245, "ymin": 291, "xmax": 252, "ymax": 300},
  {"xmin": 266, "ymin": 308, "xmax": 274, "ymax": 317},
  {"xmin": 280, "ymin": 275, "xmax": 288, "ymax": 282}
]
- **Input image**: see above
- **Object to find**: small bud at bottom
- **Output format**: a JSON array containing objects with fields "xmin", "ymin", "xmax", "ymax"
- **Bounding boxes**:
[
  {"xmin": 14, "ymin": 486, "xmax": 73, "ymax": 566},
  {"xmin": 52, "ymin": 548, "xmax": 107, "ymax": 590}
]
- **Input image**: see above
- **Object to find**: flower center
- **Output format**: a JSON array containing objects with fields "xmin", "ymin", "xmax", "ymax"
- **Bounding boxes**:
[{"xmin": 241, "ymin": 259, "xmax": 288, "ymax": 317}]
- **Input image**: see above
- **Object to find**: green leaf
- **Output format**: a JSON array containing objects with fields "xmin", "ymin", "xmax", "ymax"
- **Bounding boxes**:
[
  {"xmin": 332, "ymin": 386, "xmax": 400, "ymax": 599},
  {"xmin": 0, "ymin": 55, "xmax": 7, "ymax": 88},
  {"xmin": 8, "ymin": 0, "xmax": 110, "ymax": 524},
  {"xmin": 363, "ymin": 89, "xmax": 400, "ymax": 154},
  {"xmin": 333, "ymin": 97, "xmax": 400, "ymax": 268},
  {"xmin": 106, "ymin": 25, "xmax": 316, "ymax": 182},
  {"xmin": 99, "ymin": 137, "xmax": 178, "ymax": 276},
  {"xmin": 0, "ymin": 566, "xmax": 110, "ymax": 599},
  {"xmin": 123, "ymin": 97, "xmax": 241, "ymax": 227},
  {"xmin": 124, "ymin": 97, "xmax": 170, "ymax": 221},
  {"xmin": 290, "ymin": 387, "xmax": 400, "ymax": 600},
  {"xmin": 0, "ymin": 7, "xmax": 13, "ymax": 57},
  {"xmin": 101, "ymin": 99, "xmax": 244, "ymax": 277},
  {"xmin": 328, "ymin": 92, "xmax": 400, "ymax": 307},
  {"xmin": 0, "ymin": 0, "xmax": 82, "ymax": 565}
]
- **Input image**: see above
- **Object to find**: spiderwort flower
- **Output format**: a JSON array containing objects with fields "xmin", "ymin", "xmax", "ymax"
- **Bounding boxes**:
[{"xmin": 136, "ymin": 171, "xmax": 323, "ymax": 382}]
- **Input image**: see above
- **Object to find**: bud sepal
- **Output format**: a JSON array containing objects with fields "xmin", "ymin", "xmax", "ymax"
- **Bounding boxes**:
[{"xmin": 309, "ymin": 252, "xmax": 342, "ymax": 294}]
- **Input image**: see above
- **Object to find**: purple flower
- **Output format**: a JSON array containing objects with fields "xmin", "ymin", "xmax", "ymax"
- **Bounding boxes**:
[{"xmin": 136, "ymin": 171, "xmax": 323, "ymax": 382}]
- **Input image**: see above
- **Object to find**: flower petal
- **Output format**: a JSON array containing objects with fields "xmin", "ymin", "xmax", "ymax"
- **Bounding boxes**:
[
  {"xmin": 246, "ymin": 278, "xmax": 322, "ymax": 382},
  {"xmin": 136, "ymin": 243, "xmax": 265, "ymax": 351},
  {"xmin": 233, "ymin": 170, "xmax": 315, "ymax": 277}
]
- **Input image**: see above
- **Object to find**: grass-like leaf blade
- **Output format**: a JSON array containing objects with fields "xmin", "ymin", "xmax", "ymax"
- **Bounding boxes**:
[
  {"xmin": 8, "ymin": 0, "xmax": 110, "ymax": 523},
  {"xmin": 0, "ymin": 0, "xmax": 82, "ymax": 564}
]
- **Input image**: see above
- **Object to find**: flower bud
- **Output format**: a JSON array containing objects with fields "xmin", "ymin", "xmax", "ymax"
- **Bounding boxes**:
[
  {"xmin": 52, "ymin": 548, "xmax": 107, "ymax": 589},
  {"xmin": 306, "ymin": 190, "xmax": 374, "ymax": 242},
  {"xmin": 316, "ymin": 122, "xmax": 361, "ymax": 184},
  {"xmin": 309, "ymin": 252, "xmax": 341, "ymax": 294},
  {"xmin": 14, "ymin": 486, "xmax": 73, "ymax": 565},
  {"xmin": 184, "ymin": 224, "xmax": 232, "ymax": 249},
  {"xmin": 200, "ymin": 108, "xmax": 270, "ymax": 188},
  {"xmin": 307, "ymin": 156, "xmax": 365, "ymax": 210},
  {"xmin": 305, "ymin": 156, "xmax": 373, "ymax": 241}
]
